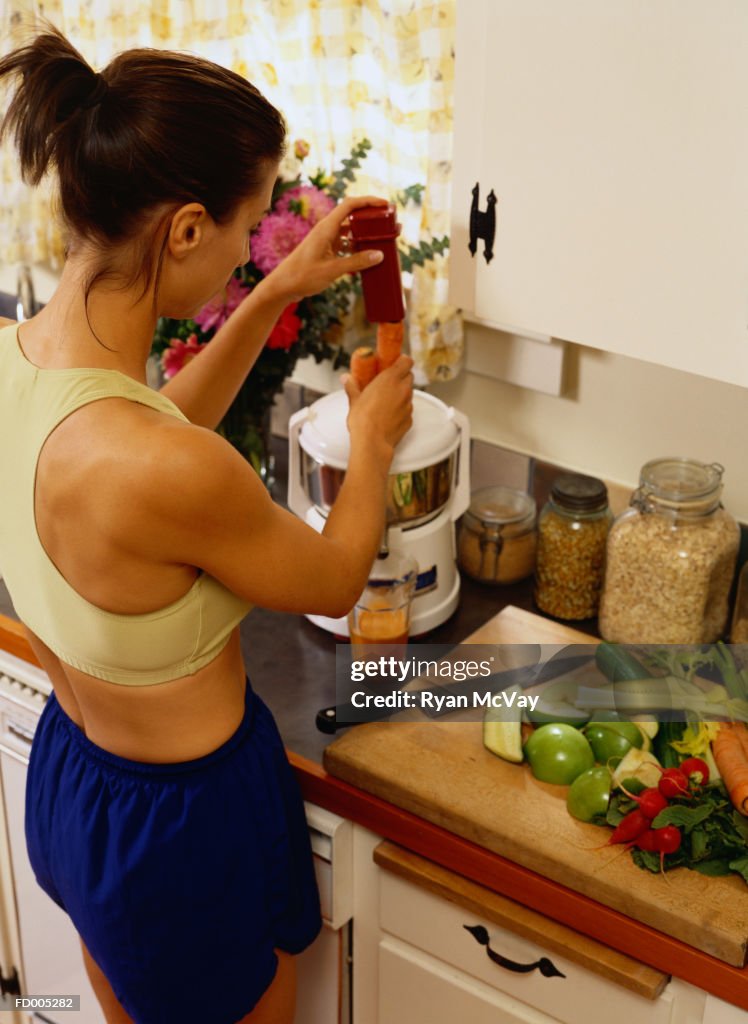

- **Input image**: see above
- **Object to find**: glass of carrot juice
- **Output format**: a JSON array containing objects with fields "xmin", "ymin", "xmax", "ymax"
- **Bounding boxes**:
[{"xmin": 348, "ymin": 552, "xmax": 418, "ymax": 652}]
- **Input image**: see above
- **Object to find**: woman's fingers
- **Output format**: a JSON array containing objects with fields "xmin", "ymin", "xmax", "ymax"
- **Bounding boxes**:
[
  {"xmin": 337, "ymin": 249, "xmax": 384, "ymax": 274},
  {"xmin": 321, "ymin": 194, "xmax": 389, "ymax": 233}
]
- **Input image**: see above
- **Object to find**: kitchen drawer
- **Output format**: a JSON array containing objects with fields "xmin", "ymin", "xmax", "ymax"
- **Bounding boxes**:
[
  {"xmin": 374, "ymin": 842, "xmax": 676, "ymax": 1024},
  {"xmin": 379, "ymin": 935, "xmax": 559, "ymax": 1024}
]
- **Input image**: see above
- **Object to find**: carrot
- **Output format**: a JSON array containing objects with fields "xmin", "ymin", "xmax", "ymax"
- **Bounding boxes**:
[
  {"xmin": 375, "ymin": 321, "xmax": 404, "ymax": 370},
  {"xmin": 712, "ymin": 723, "xmax": 748, "ymax": 815},
  {"xmin": 350, "ymin": 346, "xmax": 378, "ymax": 391}
]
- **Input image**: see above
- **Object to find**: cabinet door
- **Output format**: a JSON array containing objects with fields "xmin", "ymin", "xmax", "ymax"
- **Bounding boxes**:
[
  {"xmin": 449, "ymin": 0, "xmax": 748, "ymax": 386},
  {"xmin": 0, "ymin": 753, "xmax": 105, "ymax": 1024},
  {"xmin": 379, "ymin": 936, "xmax": 559, "ymax": 1024}
]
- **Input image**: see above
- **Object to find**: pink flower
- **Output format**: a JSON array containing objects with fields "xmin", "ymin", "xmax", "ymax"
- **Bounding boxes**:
[
  {"xmin": 193, "ymin": 276, "xmax": 250, "ymax": 333},
  {"xmin": 277, "ymin": 185, "xmax": 335, "ymax": 226},
  {"xmin": 251, "ymin": 210, "xmax": 311, "ymax": 275},
  {"xmin": 266, "ymin": 303, "xmax": 302, "ymax": 351},
  {"xmin": 294, "ymin": 139, "xmax": 310, "ymax": 159},
  {"xmin": 161, "ymin": 334, "xmax": 203, "ymax": 379}
]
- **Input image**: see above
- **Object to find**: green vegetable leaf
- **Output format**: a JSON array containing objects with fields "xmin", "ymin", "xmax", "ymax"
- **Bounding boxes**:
[
  {"xmin": 732, "ymin": 811, "xmax": 748, "ymax": 842},
  {"xmin": 691, "ymin": 859, "xmax": 734, "ymax": 876},
  {"xmin": 690, "ymin": 829, "xmax": 709, "ymax": 861},
  {"xmin": 728, "ymin": 857, "xmax": 748, "ymax": 883},
  {"xmin": 651, "ymin": 804, "xmax": 713, "ymax": 833}
]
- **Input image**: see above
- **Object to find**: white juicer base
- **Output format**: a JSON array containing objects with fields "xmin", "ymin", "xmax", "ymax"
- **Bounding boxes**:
[{"xmin": 303, "ymin": 507, "xmax": 461, "ymax": 638}]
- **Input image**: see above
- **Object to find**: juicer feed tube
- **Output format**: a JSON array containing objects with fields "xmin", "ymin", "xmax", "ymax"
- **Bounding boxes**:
[{"xmin": 349, "ymin": 204, "xmax": 405, "ymax": 324}]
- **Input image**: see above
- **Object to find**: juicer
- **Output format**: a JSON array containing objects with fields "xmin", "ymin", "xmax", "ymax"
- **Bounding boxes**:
[
  {"xmin": 287, "ymin": 388, "xmax": 470, "ymax": 636},
  {"xmin": 286, "ymin": 202, "xmax": 471, "ymax": 636}
]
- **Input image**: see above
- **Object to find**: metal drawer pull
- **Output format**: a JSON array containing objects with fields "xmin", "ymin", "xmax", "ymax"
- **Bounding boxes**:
[
  {"xmin": 464, "ymin": 924, "xmax": 566, "ymax": 979},
  {"xmin": 7, "ymin": 721, "xmax": 34, "ymax": 745}
]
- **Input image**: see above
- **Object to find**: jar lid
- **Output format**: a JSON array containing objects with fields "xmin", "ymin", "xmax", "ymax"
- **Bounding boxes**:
[
  {"xmin": 639, "ymin": 458, "xmax": 723, "ymax": 502},
  {"xmin": 550, "ymin": 473, "xmax": 608, "ymax": 512},
  {"xmin": 348, "ymin": 203, "xmax": 400, "ymax": 241},
  {"xmin": 464, "ymin": 486, "xmax": 536, "ymax": 532},
  {"xmin": 298, "ymin": 388, "xmax": 460, "ymax": 471}
]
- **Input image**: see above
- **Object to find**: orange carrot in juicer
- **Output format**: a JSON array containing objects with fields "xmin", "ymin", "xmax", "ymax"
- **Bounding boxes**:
[
  {"xmin": 712, "ymin": 722, "xmax": 748, "ymax": 815},
  {"xmin": 376, "ymin": 321, "xmax": 404, "ymax": 370},
  {"xmin": 350, "ymin": 346, "xmax": 379, "ymax": 391}
]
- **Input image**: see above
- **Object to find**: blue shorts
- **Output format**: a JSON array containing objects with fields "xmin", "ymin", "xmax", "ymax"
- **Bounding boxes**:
[{"xmin": 25, "ymin": 676, "xmax": 322, "ymax": 1024}]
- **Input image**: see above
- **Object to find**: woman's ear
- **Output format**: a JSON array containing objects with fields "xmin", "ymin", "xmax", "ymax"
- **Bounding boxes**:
[{"xmin": 167, "ymin": 203, "xmax": 209, "ymax": 258}]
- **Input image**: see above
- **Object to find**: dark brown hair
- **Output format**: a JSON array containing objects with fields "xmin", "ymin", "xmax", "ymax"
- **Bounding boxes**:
[{"xmin": 0, "ymin": 21, "xmax": 286, "ymax": 339}]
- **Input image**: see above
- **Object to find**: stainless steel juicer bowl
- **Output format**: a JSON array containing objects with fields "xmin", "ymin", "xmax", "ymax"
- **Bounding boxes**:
[{"xmin": 301, "ymin": 452, "xmax": 456, "ymax": 528}]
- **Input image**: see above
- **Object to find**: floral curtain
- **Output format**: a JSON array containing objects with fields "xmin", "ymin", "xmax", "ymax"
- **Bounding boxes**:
[{"xmin": 0, "ymin": 0, "xmax": 462, "ymax": 381}]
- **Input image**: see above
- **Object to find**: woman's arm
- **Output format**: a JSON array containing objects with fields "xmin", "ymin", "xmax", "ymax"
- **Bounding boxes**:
[
  {"xmin": 134, "ymin": 356, "xmax": 413, "ymax": 616},
  {"xmin": 159, "ymin": 195, "xmax": 386, "ymax": 429},
  {"xmin": 0, "ymin": 317, "xmax": 16, "ymax": 329}
]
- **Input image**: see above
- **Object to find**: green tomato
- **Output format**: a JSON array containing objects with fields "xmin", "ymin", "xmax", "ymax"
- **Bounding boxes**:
[
  {"xmin": 589, "ymin": 719, "xmax": 643, "ymax": 749},
  {"xmin": 523, "ymin": 723, "xmax": 595, "ymax": 786},
  {"xmin": 566, "ymin": 766, "xmax": 613, "ymax": 822},
  {"xmin": 583, "ymin": 723, "xmax": 633, "ymax": 767}
]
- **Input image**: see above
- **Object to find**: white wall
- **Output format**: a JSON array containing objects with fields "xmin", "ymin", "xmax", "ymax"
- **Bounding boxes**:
[{"xmin": 431, "ymin": 321, "xmax": 748, "ymax": 522}]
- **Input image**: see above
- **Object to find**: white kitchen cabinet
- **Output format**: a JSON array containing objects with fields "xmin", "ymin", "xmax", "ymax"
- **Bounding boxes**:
[
  {"xmin": 351, "ymin": 830, "xmax": 710, "ymax": 1024},
  {"xmin": 378, "ymin": 936, "xmax": 558, "ymax": 1024},
  {"xmin": 449, "ymin": 0, "xmax": 748, "ymax": 386}
]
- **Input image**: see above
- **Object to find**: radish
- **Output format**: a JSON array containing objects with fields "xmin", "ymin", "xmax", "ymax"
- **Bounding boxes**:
[
  {"xmin": 678, "ymin": 756, "xmax": 710, "ymax": 787},
  {"xmin": 637, "ymin": 787, "xmax": 670, "ymax": 819},
  {"xmin": 607, "ymin": 808, "xmax": 650, "ymax": 846},
  {"xmin": 658, "ymin": 767, "xmax": 690, "ymax": 799},
  {"xmin": 635, "ymin": 823, "xmax": 682, "ymax": 874},
  {"xmin": 617, "ymin": 783, "xmax": 669, "ymax": 820}
]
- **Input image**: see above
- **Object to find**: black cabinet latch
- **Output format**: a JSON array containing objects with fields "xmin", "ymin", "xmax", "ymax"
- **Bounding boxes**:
[
  {"xmin": 464, "ymin": 924, "xmax": 566, "ymax": 978},
  {"xmin": 468, "ymin": 183, "xmax": 497, "ymax": 264},
  {"xmin": 0, "ymin": 964, "xmax": 21, "ymax": 996}
]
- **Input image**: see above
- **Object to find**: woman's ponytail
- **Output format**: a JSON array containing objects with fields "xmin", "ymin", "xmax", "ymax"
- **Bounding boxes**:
[
  {"xmin": 0, "ymin": 20, "xmax": 286, "ymax": 321},
  {"xmin": 0, "ymin": 23, "xmax": 102, "ymax": 186}
]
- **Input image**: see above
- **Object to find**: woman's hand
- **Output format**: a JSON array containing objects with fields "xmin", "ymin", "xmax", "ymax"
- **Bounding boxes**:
[
  {"xmin": 261, "ymin": 195, "xmax": 388, "ymax": 304},
  {"xmin": 343, "ymin": 354, "xmax": 414, "ymax": 461}
]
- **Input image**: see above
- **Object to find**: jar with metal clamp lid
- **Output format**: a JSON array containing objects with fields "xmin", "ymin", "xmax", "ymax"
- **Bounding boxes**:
[
  {"xmin": 534, "ymin": 474, "xmax": 612, "ymax": 620},
  {"xmin": 598, "ymin": 458, "xmax": 740, "ymax": 644},
  {"xmin": 457, "ymin": 487, "xmax": 537, "ymax": 585}
]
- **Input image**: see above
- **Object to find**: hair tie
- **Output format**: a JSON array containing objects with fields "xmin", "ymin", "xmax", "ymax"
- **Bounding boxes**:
[{"xmin": 79, "ymin": 73, "xmax": 109, "ymax": 111}]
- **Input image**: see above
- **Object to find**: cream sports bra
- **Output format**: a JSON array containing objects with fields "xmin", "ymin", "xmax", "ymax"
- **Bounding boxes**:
[{"xmin": 0, "ymin": 323, "xmax": 251, "ymax": 685}]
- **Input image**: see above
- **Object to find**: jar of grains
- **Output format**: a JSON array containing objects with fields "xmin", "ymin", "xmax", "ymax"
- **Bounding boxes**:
[
  {"xmin": 534, "ymin": 474, "xmax": 612, "ymax": 620},
  {"xmin": 457, "ymin": 487, "xmax": 537, "ymax": 585},
  {"xmin": 598, "ymin": 458, "xmax": 740, "ymax": 644},
  {"xmin": 730, "ymin": 563, "xmax": 748, "ymax": 643}
]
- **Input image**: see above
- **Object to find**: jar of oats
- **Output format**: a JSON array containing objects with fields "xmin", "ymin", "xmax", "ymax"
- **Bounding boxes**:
[
  {"xmin": 534, "ymin": 474, "xmax": 612, "ymax": 620},
  {"xmin": 599, "ymin": 458, "xmax": 739, "ymax": 644},
  {"xmin": 457, "ymin": 487, "xmax": 537, "ymax": 584}
]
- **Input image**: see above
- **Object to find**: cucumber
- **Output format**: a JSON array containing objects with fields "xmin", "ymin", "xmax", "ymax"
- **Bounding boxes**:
[
  {"xmin": 595, "ymin": 642, "xmax": 654, "ymax": 682},
  {"xmin": 525, "ymin": 676, "xmax": 591, "ymax": 727},
  {"xmin": 483, "ymin": 683, "xmax": 524, "ymax": 763}
]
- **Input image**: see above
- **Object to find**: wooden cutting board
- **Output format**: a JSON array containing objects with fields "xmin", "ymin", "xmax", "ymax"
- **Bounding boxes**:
[{"xmin": 323, "ymin": 605, "xmax": 748, "ymax": 966}]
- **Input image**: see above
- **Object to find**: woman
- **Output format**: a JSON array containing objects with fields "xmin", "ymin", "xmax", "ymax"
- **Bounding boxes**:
[{"xmin": 0, "ymin": 23, "xmax": 413, "ymax": 1024}]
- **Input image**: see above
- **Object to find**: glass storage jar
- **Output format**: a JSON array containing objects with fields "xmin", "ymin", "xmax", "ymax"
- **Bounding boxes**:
[
  {"xmin": 730, "ymin": 562, "xmax": 748, "ymax": 643},
  {"xmin": 598, "ymin": 458, "xmax": 740, "ymax": 644},
  {"xmin": 534, "ymin": 474, "xmax": 612, "ymax": 620},
  {"xmin": 457, "ymin": 486, "xmax": 537, "ymax": 585}
]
